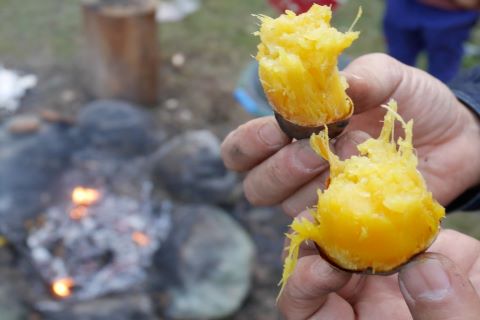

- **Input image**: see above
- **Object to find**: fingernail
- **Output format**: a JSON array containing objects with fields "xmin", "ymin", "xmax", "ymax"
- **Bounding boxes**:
[
  {"xmin": 343, "ymin": 73, "xmax": 365, "ymax": 87},
  {"xmin": 293, "ymin": 141, "xmax": 324, "ymax": 172},
  {"xmin": 258, "ymin": 122, "xmax": 284, "ymax": 147},
  {"xmin": 349, "ymin": 73, "xmax": 364, "ymax": 80},
  {"xmin": 400, "ymin": 258, "xmax": 451, "ymax": 302}
]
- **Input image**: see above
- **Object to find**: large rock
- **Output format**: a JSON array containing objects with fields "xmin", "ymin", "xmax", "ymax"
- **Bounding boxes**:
[
  {"xmin": 75, "ymin": 100, "xmax": 158, "ymax": 157},
  {"xmin": 0, "ymin": 121, "xmax": 73, "ymax": 241},
  {"xmin": 151, "ymin": 130, "xmax": 239, "ymax": 204},
  {"xmin": 232, "ymin": 205, "xmax": 289, "ymax": 275},
  {"xmin": 0, "ymin": 266, "xmax": 28, "ymax": 320},
  {"xmin": 35, "ymin": 293, "xmax": 155, "ymax": 320},
  {"xmin": 230, "ymin": 204, "xmax": 290, "ymax": 319},
  {"xmin": 151, "ymin": 205, "xmax": 255, "ymax": 319}
]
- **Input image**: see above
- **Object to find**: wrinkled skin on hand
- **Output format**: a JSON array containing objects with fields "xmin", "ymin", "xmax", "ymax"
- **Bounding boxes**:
[
  {"xmin": 221, "ymin": 54, "xmax": 480, "ymax": 217},
  {"xmin": 420, "ymin": 0, "xmax": 480, "ymax": 10},
  {"xmin": 276, "ymin": 227, "xmax": 480, "ymax": 320},
  {"xmin": 221, "ymin": 53, "xmax": 480, "ymax": 319}
]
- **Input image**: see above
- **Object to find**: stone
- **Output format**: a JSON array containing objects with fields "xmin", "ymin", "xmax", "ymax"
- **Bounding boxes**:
[
  {"xmin": 0, "ymin": 264, "xmax": 29, "ymax": 320},
  {"xmin": 35, "ymin": 293, "xmax": 155, "ymax": 320},
  {"xmin": 164, "ymin": 98, "xmax": 179, "ymax": 110},
  {"xmin": 7, "ymin": 114, "xmax": 42, "ymax": 134},
  {"xmin": 151, "ymin": 205, "xmax": 255, "ymax": 319},
  {"xmin": 151, "ymin": 130, "xmax": 239, "ymax": 204},
  {"xmin": 0, "ymin": 123, "xmax": 74, "ymax": 242},
  {"xmin": 60, "ymin": 89, "xmax": 76, "ymax": 104},
  {"xmin": 171, "ymin": 53, "xmax": 186, "ymax": 68},
  {"xmin": 40, "ymin": 109, "xmax": 75, "ymax": 125},
  {"xmin": 239, "ymin": 206, "xmax": 289, "ymax": 290},
  {"xmin": 229, "ymin": 202, "xmax": 290, "ymax": 319},
  {"xmin": 75, "ymin": 100, "xmax": 158, "ymax": 157},
  {"xmin": 0, "ymin": 286, "xmax": 27, "ymax": 320}
]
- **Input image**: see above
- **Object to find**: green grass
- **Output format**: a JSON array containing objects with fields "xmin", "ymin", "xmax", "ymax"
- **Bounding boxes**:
[
  {"xmin": 0, "ymin": 0, "xmax": 274, "ymax": 70},
  {"xmin": 0, "ymin": 0, "xmax": 81, "ymax": 66},
  {"xmin": 159, "ymin": 0, "xmax": 273, "ymax": 59},
  {"xmin": 0, "ymin": 0, "xmax": 476, "ymax": 70},
  {"xmin": 443, "ymin": 211, "xmax": 480, "ymax": 240},
  {"xmin": 334, "ymin": 0, "xmax": 386, "ymax": 57}
]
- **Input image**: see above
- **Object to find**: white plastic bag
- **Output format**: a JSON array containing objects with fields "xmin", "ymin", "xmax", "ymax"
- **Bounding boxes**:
[{"xmin": 0, "ymin": 66, "xmax": 37, "ymax": 113}]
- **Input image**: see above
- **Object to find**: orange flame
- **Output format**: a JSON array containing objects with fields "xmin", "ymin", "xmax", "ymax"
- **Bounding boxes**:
[
  {"xmin": 132, "ymin": 231, "xmax": 150, "ymax": 247},
  {"xmin": 72, "ymin": 187, "xmax": 100, "ymax": 206},
  {"xmin": 52, "ymin": 277, "xmax": 74, "ymax": 298},
  {"xmin": 70, "ymin": 206, "xmax": 88, "ymax": 220}
]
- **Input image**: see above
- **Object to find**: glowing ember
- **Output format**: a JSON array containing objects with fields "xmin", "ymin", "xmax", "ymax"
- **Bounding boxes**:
[
  {"xmin": 69, "ymin": 206, "xmax": 88, "ymax": 220},
  {"xmin": 52, "ymin": 277, "xmax": 74, "ymax": 298},
  {"xmin": 72, "ymin": 187, "xmax": 100, "ymax": 206},
  {"xmin": 132, "ymin": 231, "xmax": 150, "ymax": 247}
]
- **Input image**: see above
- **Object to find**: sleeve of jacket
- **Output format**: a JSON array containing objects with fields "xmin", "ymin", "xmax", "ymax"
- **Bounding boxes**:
[{"xmin": 447, "ymin": 66, "xmax": 480, "ymax": 212}]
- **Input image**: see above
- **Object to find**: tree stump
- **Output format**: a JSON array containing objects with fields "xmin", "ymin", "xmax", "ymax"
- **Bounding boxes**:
[{"xmin": 82, "ymin": 0, "xmax": 159, "ymax": 106}]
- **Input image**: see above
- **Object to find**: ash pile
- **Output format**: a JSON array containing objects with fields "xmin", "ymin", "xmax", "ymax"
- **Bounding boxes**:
[
  {"xmin": 28, "ymin": 184, "xmax": 171, "ymax": 303},
  {"xmin": 0, "ymin": 100, "xmax": 286, "ymax": 320}
]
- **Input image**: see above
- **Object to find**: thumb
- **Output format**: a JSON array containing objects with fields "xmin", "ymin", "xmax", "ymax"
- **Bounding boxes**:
[
  {"xmin": 399, "ymin": 253, "xmax": 480, "ymax": 320},
  {"xmin": 342, "ymin": 53, "xmax": 405, "ymax": 115},
  {"xmin": 334, "ymin": 130, "xmax": 372, "ymax": 160}
]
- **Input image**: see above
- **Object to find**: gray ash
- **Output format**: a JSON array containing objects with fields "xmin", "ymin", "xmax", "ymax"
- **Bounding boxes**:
[{"xmin": 27, "ymin": 182, "xmax": 171, "ymax": 302}]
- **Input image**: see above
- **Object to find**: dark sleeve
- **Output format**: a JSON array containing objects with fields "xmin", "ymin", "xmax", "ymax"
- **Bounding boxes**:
[{"xmin": 447, "ymin": 66, "xmax": 480, "ymax": 212}]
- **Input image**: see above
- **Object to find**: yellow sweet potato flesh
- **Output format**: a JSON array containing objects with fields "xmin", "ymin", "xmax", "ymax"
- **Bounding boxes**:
[
  {"xmin": 255, "ymin": 4, "xmax": 358, "ymax": 126},
  {"xmin": 281, "ymin": 101, "xmax": 445, "ymax": 292}
]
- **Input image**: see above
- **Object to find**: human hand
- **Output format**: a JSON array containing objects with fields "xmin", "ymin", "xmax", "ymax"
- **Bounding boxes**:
[
  {"xmin": 453, "ymin": 0, "xmax": 480, "ymax": 9},
  {"xmin": 221, "ymin": 54, "xmax": 480, "ymax": 216},
  {"xmin": 276, "ymin": 228, "xmax": 480, "ymax": 319},
  {"xmin": 420, "ymin": 0, "xmax": 463, "ymax": 10},
  {"xmin": 420, "ymin": 0, "xmax": 480, "ymax": 10}
]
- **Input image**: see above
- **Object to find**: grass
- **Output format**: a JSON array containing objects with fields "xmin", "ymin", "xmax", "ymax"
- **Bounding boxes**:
[
  {"xmin": 0, "ymin": 0, "xmax": 477, "ymax": 70},
  {"xmin": 0, "ymin": 0, "xmax": 274, "ymax": 71},
  {"xmin": 334, "ymin": 0, "xmax": 386, "ymax": 57},
  {"xmin": 443, "ymin": 211, "xmax": 480, "ymax": 240},
  {"xmin": 0, "ymin": 0, "xmax": 81, "ymax": 67}
]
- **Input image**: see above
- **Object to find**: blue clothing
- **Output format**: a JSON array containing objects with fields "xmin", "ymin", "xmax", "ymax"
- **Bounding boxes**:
[
  {"xmin": 384, "ymin": 0, "xmax": 479, "ymax": 82},
  {"xmin": 384, "ymin": 20, "xmax": 475, "ymax": 82},
  {"xmin": 385, "ymin": 0, "xmax": 479, "ymax": 29}
]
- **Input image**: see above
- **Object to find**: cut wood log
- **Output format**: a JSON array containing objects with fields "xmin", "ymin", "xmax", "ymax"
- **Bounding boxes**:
[{"xmin": 82, "ymin": 0, "xmax": 159, "ymax": 106}]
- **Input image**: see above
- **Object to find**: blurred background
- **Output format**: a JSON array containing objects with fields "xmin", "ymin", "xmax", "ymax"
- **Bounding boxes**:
[{"xmin": 0, "ymin": 0, "xmax": 479, "ymax": 319}]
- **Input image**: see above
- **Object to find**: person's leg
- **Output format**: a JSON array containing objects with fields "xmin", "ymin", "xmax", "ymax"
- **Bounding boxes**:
[
  {"xmin": 383, "ymin": 20, "xmax": 423, "ymax": 66},
  {"xmin": 423, "ymin": 23, "xmax": 476, "ymax": 82}
]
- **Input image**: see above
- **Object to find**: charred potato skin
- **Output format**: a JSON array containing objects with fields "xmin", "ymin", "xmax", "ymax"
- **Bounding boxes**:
[{"xmin": 274, "ymin": 111, "xmax": 350, "ymax": 140}]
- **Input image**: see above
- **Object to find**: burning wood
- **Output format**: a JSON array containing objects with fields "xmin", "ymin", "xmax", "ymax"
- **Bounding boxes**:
[
  {"xmin": 69, "ymin": 206, "xmax": 89, "ymax": 220},
  {"xmin": 27, "ymin": 182, "xmax": 172, "ymax": 301},
  {"xmin": 132, "ymin": 231, "xmax": 150, "ymax": 247},
  {"xmin": 52, "ymin": 277, "xmax": 75, "ymax": 299},
  {"xmin": 72, "ymin": 187, "xmax": 101, "ymax": 206}
]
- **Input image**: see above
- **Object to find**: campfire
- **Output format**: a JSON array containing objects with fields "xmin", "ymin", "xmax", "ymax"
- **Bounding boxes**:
[
  {"xmin": 48, "ymin": 187, "xmax": 100, "ymax": 299},
  {"xmin": 27, "ymin": 181, "xmax": 171, "ymax": 303},
  {"xmin": 69, "ymin": 187, "xmax": 100, "ymax": 221},
  {"xmin": 51, "ymin": 277, "xmax": 75, "ymax": 299},
  {"xmin": 71, "ymin": 187, "xmax": 101, "ymax": 207},
  {"xmin": 0, "ymin": 99, "xmax": 254, "ymax": 319}
]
